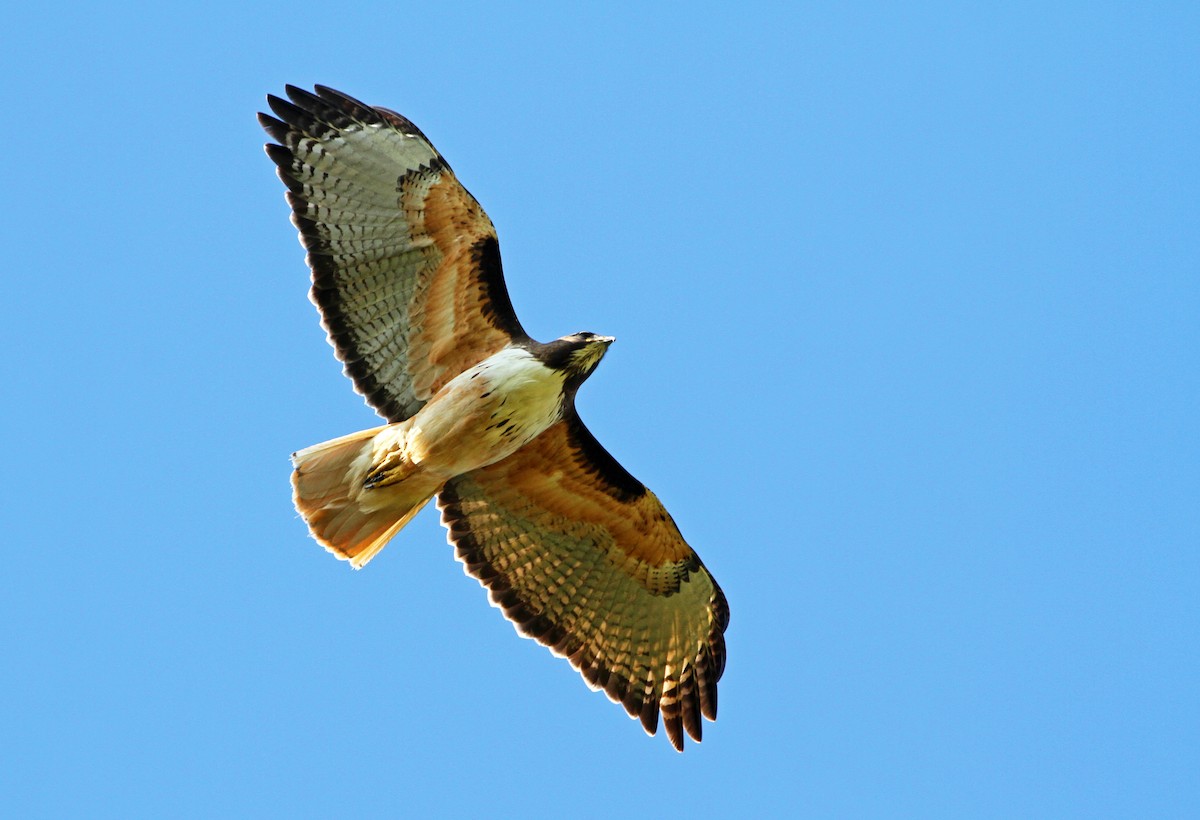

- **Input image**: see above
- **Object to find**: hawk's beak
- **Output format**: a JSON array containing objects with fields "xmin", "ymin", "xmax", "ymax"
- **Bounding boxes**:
[{"xmin": 598, "ymin": 336, "xmax": 615, "ymax": 345}]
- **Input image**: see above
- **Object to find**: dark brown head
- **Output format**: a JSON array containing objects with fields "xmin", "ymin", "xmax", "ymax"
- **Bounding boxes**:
[{"xmin": 528, "ymin": 331, "xmax": 615, "ymax": 388}]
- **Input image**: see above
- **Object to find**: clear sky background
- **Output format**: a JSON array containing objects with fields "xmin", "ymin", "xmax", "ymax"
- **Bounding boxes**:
[{"xmin": 4, "ymin": 2, "xmax": 1197, "ymax": 817}]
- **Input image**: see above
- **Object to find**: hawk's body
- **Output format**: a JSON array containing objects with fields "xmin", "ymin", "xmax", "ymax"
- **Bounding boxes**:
[
  {"xmin": 292, "ymin": 342, "xmax": 604, "ymax": 568},
  {"xmin": 261, "ymin": 85, "xmax": 728, "ymax": 750}
]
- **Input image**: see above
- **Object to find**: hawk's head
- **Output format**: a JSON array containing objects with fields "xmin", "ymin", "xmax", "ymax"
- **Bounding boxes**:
[{"xmin": 534, "ymin": 331, "xmax": 615, "ymax": 385}]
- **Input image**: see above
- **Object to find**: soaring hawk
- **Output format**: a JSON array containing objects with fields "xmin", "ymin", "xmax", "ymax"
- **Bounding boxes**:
[{"xmin": 260, "ymin": 85, "xmax": 728, "ymax": 750}]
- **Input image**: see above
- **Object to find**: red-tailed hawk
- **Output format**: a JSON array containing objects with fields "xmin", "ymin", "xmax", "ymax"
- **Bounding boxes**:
[{"xmin": 260, "ymin": 85, "xmax": 728, "ymax": 750}]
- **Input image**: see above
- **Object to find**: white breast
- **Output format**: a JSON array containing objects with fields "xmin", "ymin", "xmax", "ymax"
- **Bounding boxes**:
[
  {"xmin": 473, "ymin": 347, "xmax": 566, "ymax": 441},
  {"xmin": 405, "ymin": 347, "xmax": 566, "ymax": 477}
]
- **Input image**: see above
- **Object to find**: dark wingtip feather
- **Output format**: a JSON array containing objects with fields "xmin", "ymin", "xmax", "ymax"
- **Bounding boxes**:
[
  {"xmin": 263, "ymin": 142, "xmax": 293, "ymax": 167},
  {"xmin": 664, "ymin": 710, "xmax": 684, "ymax": 752},
  {"xmin": 639, "ymin": 698, "xmax": 659, "ymax": 737},
  {"xmin": 681, "ymin": 678, "xmax": 702, "ymax": 743},
  {"xmin": 284, "ymin": 83, "xmax": 320, "ymax": 107},
  {"xmin": 267, "ymin": 95, "xmax": 311, "ymax": 129},
  {"xmin": 605, "ymin": 674, "xmax": 628, "ymax": 705},
  {"xmin": 314, "ymin": 84, "xmax": 374, "ymax": 114},
  {"xmin": 699, "ymin": 661, "xmax": 718, "ymax": 721},
  {"xmin": 258, "ymin": 112, "xmax": 289, "ymax": 143}
]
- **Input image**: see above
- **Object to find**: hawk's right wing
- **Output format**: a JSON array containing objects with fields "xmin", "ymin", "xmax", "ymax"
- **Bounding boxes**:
[
  {"xmin": 437, "ymin": 414, "xmax": 729, "ymax": 750},
  {"xmin": 260, "ymin": 85, "xmax": 529, "ymax": 423}
]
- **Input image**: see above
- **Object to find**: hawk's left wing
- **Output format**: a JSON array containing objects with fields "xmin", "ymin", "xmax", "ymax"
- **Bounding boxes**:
[
  {"xmin": 437, "ymin": 414, "xmax": 729, "ymax": 750},
  {"xmin": 260, "ymin": 85, "xmax": 528, "ymax": 423}
]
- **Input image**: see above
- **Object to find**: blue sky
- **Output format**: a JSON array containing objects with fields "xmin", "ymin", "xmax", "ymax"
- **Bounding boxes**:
[{"xmin": 4, "ymin": 2, "xmax": 1197, "ymax": 816}]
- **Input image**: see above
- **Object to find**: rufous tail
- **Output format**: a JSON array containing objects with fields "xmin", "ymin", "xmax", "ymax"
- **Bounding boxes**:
[{"xmin": 290, "ymin": 425, "xmax": 438, "ymax": 569}]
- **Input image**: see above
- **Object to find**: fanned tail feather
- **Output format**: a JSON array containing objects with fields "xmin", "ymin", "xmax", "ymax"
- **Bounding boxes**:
[{"xmin": 290, "ymin": 426, "xmax": 437, "ymax": 568}]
